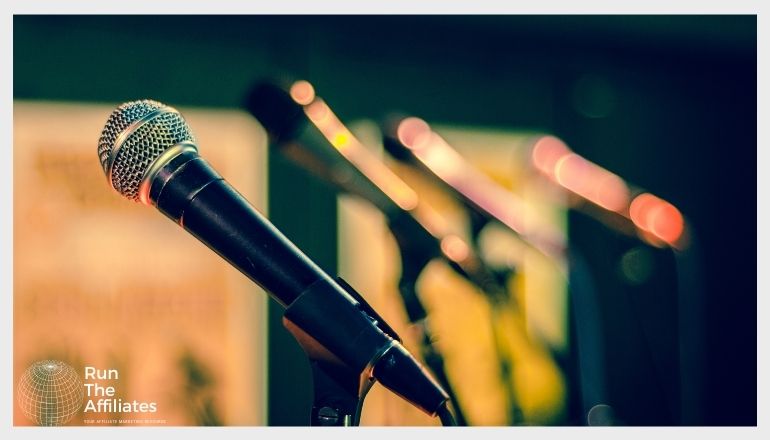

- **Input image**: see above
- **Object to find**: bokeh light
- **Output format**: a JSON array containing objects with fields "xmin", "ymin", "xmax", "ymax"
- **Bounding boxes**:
[
  {"xmin": 629, "ymin": 193, "xmax": 685, "ymax": 246},
  {"xmin": 289, "ymin": 80, "xmax": 316, "ymax": 106}
]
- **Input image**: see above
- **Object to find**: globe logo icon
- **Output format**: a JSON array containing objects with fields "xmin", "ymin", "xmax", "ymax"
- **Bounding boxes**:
[{"xmin": 18, "ymin": 360, "xmax": 84, "ymax": 426}]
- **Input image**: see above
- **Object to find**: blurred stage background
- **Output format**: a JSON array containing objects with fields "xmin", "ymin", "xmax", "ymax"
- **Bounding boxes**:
[{"xmin": 13, "ymin": 15, "xmax": 756, "ymax": 426}]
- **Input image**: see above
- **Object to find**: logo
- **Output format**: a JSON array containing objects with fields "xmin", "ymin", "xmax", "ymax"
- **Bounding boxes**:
[{"xmin": 18, "ymin": 360, "xmax": 84, "ymax": 426}]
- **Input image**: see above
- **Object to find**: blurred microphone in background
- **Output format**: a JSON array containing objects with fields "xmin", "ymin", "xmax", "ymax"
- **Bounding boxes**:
[
  {"xmin": 381, "ymin": 114, "xmax": 701, "ymax": 426},
  {"xmin": 527, "ymin": 135, "xmax": 688, "ymax": 250},
  {"xmin": 381, "ymin": 115, "xmax": 611, "ymax": 425},
  {"xmin": 382, "ymin": 116, "xmax": 688, "ymax": 253}
]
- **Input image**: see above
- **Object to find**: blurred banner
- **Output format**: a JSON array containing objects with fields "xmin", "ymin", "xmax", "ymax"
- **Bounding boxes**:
[{"xmin": 13, "ymin": 101, "xmax": 268, "ymax": 426}]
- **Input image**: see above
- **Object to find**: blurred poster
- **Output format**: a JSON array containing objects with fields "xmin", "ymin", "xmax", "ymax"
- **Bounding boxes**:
[{"xmin": 13, "ymin": 101, "xmax": 268, "ymax": 426}]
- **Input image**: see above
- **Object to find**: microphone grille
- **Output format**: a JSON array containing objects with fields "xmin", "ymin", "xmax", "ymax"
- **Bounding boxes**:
[{"xmin": 98, "ymin": 100, "xmax": 196, "ymax": 201}]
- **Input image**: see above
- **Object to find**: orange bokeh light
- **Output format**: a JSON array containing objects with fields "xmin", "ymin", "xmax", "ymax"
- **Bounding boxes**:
[
  {"xmin": 305, "ymin": 99, "xmax": 331, "ymax": 125},
  {"xmin": 629, "ymin": 193, "xmax": 684, "ymax": 245},
  {"xmin": 289, "ymin": 80, "xmax": 316, "ymax": 106},
  {"xmin": 592, "ymin": 172, "xmax": 630, "ymax": 212},
  {"xmin": 553, "ymin": 153, "xmax": 629, "ymax": 213},
  {"xmin": 629, "ymin": 193, "xmax": 657, "ymax": 227}
]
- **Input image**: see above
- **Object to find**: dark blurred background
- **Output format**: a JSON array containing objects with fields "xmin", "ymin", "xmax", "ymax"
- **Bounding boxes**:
[{"xmin": 13, "ymin": 15, "xmax": 756, "ymax": 426}]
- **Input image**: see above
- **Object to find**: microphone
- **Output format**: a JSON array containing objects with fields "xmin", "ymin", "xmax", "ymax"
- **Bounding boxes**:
[{"xmin": 96, "ymin": 99, "xmax": 449, "ymax": 419}]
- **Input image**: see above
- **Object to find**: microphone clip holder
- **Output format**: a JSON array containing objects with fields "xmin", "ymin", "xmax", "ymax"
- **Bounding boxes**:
[{"xmin": 282, "ymin": 277, "xmax": 400, "ymax": 426}]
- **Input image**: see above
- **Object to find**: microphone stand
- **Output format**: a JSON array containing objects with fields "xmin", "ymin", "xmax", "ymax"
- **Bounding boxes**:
[{"xmin": 281, "ymin": 277, "xmax": 401, "ymax": 426}]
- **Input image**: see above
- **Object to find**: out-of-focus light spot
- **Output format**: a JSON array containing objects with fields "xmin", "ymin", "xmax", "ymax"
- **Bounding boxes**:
[
  {"xmin": 440, "ymin": 235, "xmax": 470, "ymax": 263},
  {"xmin": 619, "ymin": 246, "xmax": 654, "ymax": 285},
  {"xmin": 397, "ymin": 117, "xmax": 432, "ymax": 150},
  {"xmin": 553, "ymin": 153, "xmax": 629, "ymax": 213},
  {"xmin": 629, "ymin": 193, "xmax": 684, "ymax": 246},
  {"xmin": 554, "ymin": 153, "xmax": 587, "ymax": 189},
  {"xmin": 419, "ymin": 134, "xmax": 465, "ymax": 178},
  {"xmin": 649, "ymin": 203, "xmax": 685, "ymax": 245},
  {"xmin": 593, "ymin": 173, "xmax": 630, "ymax": 212},
  {"xmin": 390, "ymin": 185, "xmax": 419, "ymax": 211},
  {"xmin": 531, "ymin": 136, "xmax": 571, "ymax": 177},
  {"xmin": 587, "ymin": 404, "xmax": 615, "ymax": 426},
  {"xmin": 572, "ymin": 75, "xmax": 616, "ymax": 119},
  {"xmin": 305, "ymin": 99, "xmax": 330, "ymax": 124},
  {"xmin": 332, "ymin": 132, "xmax": 350, "ymax": 151},
  {"xmin": 629, "ymin": 193, "xmax": 657, "ymax": 227},
  {"xmin": 289, "ymin": 80, "xmax": 315, "ymax": 105}
]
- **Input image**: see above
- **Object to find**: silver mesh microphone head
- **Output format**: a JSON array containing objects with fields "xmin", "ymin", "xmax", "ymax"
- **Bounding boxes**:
[{"xmin": 98, "ymin": 99, "xmax": 197, "ymax": 203}]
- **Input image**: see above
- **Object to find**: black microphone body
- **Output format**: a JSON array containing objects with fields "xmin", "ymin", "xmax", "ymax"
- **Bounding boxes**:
[
  {"xmin": 150, "ymin": 150, "xmax": 398, "ymax": 374},
  {"xmin": 150, "ymin": 150, "xmax": 323, "ymax": 306}
]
